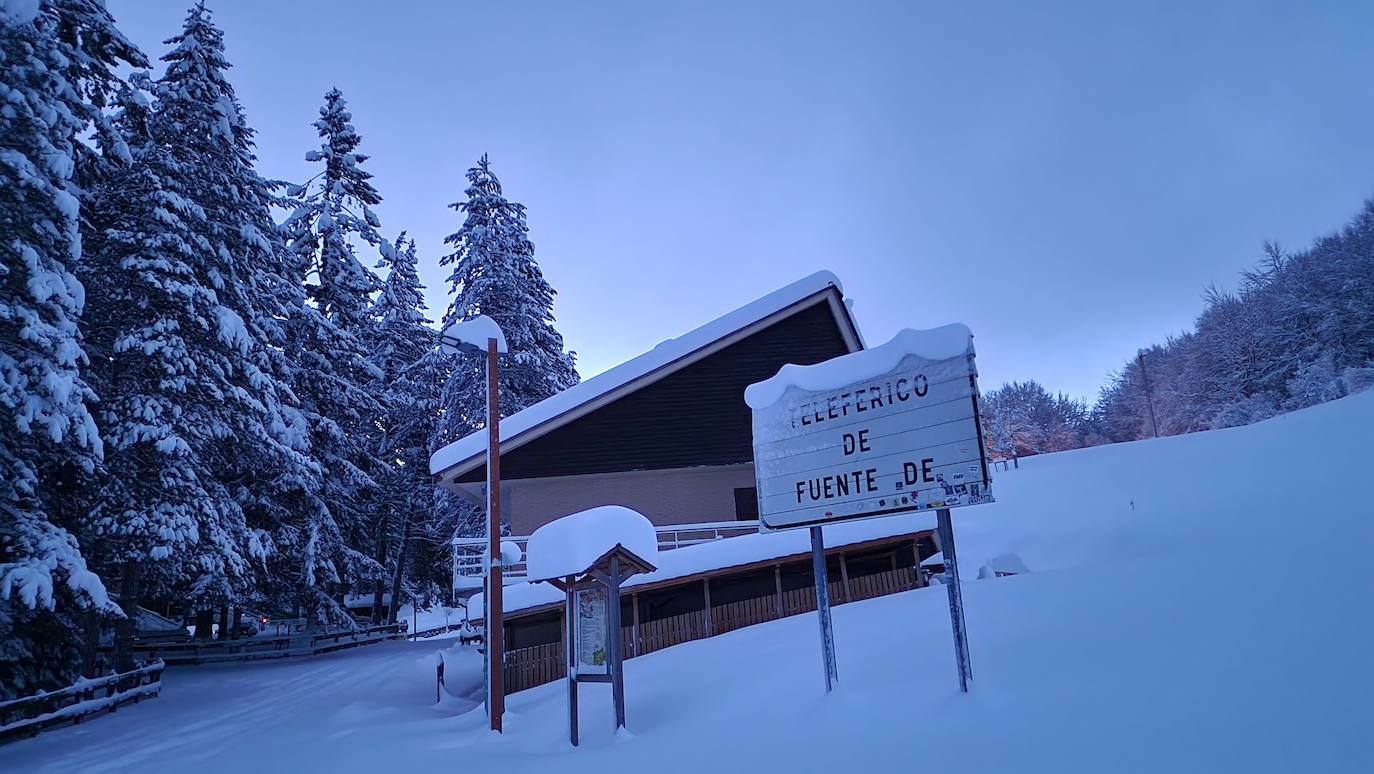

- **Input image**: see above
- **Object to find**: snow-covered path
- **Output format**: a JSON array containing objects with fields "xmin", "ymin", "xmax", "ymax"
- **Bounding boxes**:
[
  {"xmin": 6, "ymin": 393, "xmax": 1374, "ymax": 773},
  {"xmin": 2, "ymin": 637, "xmax": 475, "ymax": 773}
]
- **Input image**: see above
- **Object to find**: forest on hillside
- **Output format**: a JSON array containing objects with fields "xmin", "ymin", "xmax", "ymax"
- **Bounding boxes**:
[{"xmin": 981, "ymin": 204, "xmax": 1374, "ymax": 458}]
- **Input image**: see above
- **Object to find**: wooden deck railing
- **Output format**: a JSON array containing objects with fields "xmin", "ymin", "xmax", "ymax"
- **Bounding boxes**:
[
  {"xmin": 0, "ymin": 661, "xmax": 164, "ymax": 743},
  {"xmin": 502, "ymin": 566, "xmax": 920, "ymax": 694}
]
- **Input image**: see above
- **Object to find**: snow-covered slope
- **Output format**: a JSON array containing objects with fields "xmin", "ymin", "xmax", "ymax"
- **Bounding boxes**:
[{"xmin": 8, "ymin": 393, "xmax": 1372, "ymax": 773}]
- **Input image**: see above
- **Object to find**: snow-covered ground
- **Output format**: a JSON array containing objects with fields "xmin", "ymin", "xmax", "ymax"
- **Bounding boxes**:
[{"xmin": 7, "ymin": 392, "xmax": 1372, "ymax": 773}]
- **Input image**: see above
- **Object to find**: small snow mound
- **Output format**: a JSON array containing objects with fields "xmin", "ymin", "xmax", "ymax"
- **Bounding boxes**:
[
  {"xmin": 525, "ymin": 505, "xmax": 658, "ymax": 581},
  {"xmin": 985, "ymin": 552, "xmax": 1030, "ymax": 575}
]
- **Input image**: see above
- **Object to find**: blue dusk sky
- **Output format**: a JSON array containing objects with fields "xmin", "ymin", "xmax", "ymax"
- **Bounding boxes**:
[{"xmin": 108, "ymin": 0, "xmax": 1374, "ymax": 400}]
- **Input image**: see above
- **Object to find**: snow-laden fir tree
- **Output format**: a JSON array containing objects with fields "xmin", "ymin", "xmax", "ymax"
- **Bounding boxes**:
[
  {"xmin": 274, "ymin": 87, "xmax": 390, "ymax": 621},
  {"xmin": 0, "ymin": 0, "xmax": 145, "ymax": 697},
  {"xmin": 282, "ymin": 88, "xmax": 383, "ymax": 332},
  {"xmin": 91, "ymin": 4, "xmax": 368, "ymax": 629},
  {"xmin": 366, "ymin": 233, "xmax": 449, "ymax": 621},
  {"xmin": 79, "ymin": 70, "xmax": 286, "ymax": 637},
  {"xmin": 433, "ymin": 155, "xmax": 579, "ymax": 537}
]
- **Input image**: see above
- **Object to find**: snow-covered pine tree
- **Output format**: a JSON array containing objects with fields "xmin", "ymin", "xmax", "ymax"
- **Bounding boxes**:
[
  {"xmin": 80, "ymin": 82, "xmax": 284, "ymax": 640},
  {"xmin": 433, "ymin": 155, "xmax": 579, "ymax": 537},
  {"xmin": 282, "ymin": 88, "xmax": 383, "ymax": 332},
  {"xmin": 0, "ymin": 0, "xmax": 145, "ymax": 696},
  {"xmin": 367, "ymin": 234, "xmax": 448, "ymax": 622},
  {"xmin": 94, "ymin": 4, "xmax": 367, "ymax": 630},
  {"xmin": 274, "ymin": 88, "xmax": 390, "ymax": 622}
]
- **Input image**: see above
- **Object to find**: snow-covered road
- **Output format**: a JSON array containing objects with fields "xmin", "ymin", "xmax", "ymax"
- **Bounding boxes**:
[{"xmin": 2, "ymin": 637, "xmax": 475, "ymax": 773}]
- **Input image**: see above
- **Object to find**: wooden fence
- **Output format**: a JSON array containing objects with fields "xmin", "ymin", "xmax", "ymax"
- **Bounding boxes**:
[
  {"xmin": 126, "ymin": 622, "xmax": 406, "ymax": 665},
  {"xmin": 0, "ymin": 661, "xmax": 164, "ymax": 743},
  {"xmin": 502, "ymin": 566, "xmax": 919, "ymax": 694}
]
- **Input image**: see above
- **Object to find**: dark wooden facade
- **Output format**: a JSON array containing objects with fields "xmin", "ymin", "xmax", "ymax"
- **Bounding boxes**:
[{"xmin": 456, "ymin": 294, "xmax": 854, "ymax": 484}]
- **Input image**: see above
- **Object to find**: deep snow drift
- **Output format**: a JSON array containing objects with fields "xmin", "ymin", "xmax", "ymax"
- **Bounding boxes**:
[{"xmin": 6, "ymin": 392, "xmax": 1372, "ymax": 773}]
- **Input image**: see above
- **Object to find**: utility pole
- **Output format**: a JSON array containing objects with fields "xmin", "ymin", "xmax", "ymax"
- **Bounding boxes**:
[{"xmin": 1137, "ymin": 350, "xmax": 1160, "ymax": 439}]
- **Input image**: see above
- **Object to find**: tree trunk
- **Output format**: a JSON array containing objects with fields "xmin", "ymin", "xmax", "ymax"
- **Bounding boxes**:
[
  {"xmin": 82, "ymin": 607, "xmax": 103, "ymax": 678},
  {"xmin": 217, "ymin": 605, "xmax": 229, "ymax": 641},
  {"xmin": 229, "ymin": 606, "xmax": 240, "ymax": 640},
  {"xmin": 194, "ymin": 608, "xmax": 214, "ymax": 640},
  {"xmin": 371, "ymin": 520, "xmax": 388, "ymax": 625},
  {"xmin": 113, "ymin": 561, "xmax": 141, "ymax": 672},
  {"xmin": 386, "ymin": 518, "xmax": 411, "ymax": 625}
]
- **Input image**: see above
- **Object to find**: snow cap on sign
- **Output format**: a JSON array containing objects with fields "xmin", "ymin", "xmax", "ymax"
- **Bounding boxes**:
[
  {"xmin": 440, "ymin": 314, "xmax": 508, "ymax": 354},
  {"xmin": 525, "ymin": 505, "xmax": 659, "ymax": 582},
  {"xmin": 744, "ymin": 324, "xmax": 974, "ymax": 409}
]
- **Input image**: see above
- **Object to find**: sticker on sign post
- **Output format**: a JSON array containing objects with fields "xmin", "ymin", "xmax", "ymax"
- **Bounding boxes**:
[{"xmin": 745, "ymin": 324, "xmax": 993, "ymax": 532}]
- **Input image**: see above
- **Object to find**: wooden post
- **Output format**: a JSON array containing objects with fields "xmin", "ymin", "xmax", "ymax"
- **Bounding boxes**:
[
  {"xmin": 774, "ymin": 564, "xmax": 784, "ymax": 618},
  {"xmin": 702, "ymin": 579, "xmax": 713, "ymax": 636},
  {"xmin": 486, "ymin": 336, "xmax": 505, "ymax": 732},
  {"xmin": 631, "ymin": 592, "xmax": 641, "ymax": 657},
  {"xmin": 839, "ymin": 553, "xmax": 851, "ymax": 603},
  {"xmin": 564, "ymin": 576, "xmax": 578, "ymax": 747},
  {"xmin": 608, "ymin": 557, "xmax": 626, "ymax": 731}
]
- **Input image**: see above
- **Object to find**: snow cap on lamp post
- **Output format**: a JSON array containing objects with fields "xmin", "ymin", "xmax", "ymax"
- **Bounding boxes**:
[{"xmin": 439, "ymin": 314, "xmax": 508, "ymax": 355}]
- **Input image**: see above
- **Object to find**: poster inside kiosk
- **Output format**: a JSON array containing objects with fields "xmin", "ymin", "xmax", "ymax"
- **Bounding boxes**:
[
  {"xmin": 746, "ymin": 324, "xmax": 992, "ymax": 531},
  {"xmin": 574, "ymin": 586, "xmax": 609, "ymax": 676}
]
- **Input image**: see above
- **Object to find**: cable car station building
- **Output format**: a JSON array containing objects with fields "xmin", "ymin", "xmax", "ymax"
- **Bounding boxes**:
[{"xmin": 430, "ymin": 272, "xmax": 942, "ymax": 694}]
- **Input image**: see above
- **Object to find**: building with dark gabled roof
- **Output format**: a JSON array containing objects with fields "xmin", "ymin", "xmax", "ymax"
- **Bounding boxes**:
[{"xmin": 430, "ymin": 271, "xmax": 864, "ymax": 535}]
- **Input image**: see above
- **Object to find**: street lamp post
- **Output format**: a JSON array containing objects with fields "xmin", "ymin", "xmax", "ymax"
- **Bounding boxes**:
[{"xmin": 440, "ymin": 315, "xmax": 508, "ymax": 733}]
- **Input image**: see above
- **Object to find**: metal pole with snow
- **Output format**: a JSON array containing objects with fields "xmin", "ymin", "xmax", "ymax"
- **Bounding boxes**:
[
  {"xmin": 810, "ymin": 526, "xmax": 839, "ymax": 691},
  {"xmin": 745, "ymin": 324, "xmax": 995, "ymax": 696},
  {"xmin": 936, "ymin": 507, "xmax": 973, "ymax": 691},
  {"xmin": 439, "ymin": 315, "xmax": 509, "ymax": 733}
]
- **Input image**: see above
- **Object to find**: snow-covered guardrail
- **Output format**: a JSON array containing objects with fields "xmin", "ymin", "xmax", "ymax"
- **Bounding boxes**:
[
  {"xmin": 0, "ymin": 661, "xmax": 164, "ymax": 744},
  {"xmin": 124, "ymin": 623, "xmax": 407, "ymax": 665}
]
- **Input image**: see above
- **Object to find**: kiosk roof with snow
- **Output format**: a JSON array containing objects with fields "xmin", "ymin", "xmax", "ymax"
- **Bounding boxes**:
[{"xmin": 526, "ymin": 505, "xmax": 659, "ymax": 587}]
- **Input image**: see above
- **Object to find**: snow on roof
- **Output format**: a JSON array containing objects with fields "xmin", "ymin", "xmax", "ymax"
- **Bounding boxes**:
[
  {"xmin": 525, "ymin": 505, "xmax": 659, "ymax": 582},
  {"xmin": 745, "ymin": 324, "xmax": 974, "ymax": 409},
  {"xmin": 430, "ymin": 271, "xmax": 854, "ymax": 477},
  {"xmin": 440, "ymin": 314, "xmax": 508, "ymax": 355},
  {"xmin": 466, "ymin": 510, "xmax": 935, "ymax": 621}
]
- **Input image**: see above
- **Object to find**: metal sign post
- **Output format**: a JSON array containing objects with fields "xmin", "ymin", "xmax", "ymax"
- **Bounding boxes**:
[
  {"xmin": 936, "ymin": 507, "xmax": 972, "ymax": 692},
  {"xmin": 745, "ymin": 326, "xmax": 993, "ymax": 695},
  {"xmin": 810, "ymin": 526, "xmax": 838, "ymax": 692}
]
